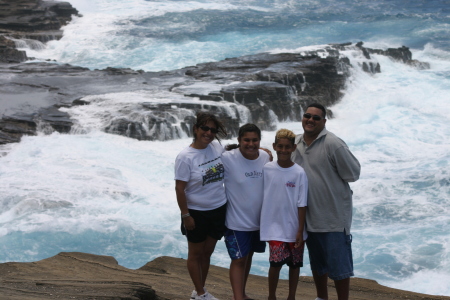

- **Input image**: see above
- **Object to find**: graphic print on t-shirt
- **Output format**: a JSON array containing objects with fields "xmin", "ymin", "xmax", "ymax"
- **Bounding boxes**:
[
  {"xmin": 199, "ymin": 156, "xmax": 224, "ymax": 186},
  {"xmin": 245, "ymin": 170, "xmax": 263, "ymax": 178},
  {"xmin": 286, "ymin": 181, "xmax": 296, "ymax": 188}
]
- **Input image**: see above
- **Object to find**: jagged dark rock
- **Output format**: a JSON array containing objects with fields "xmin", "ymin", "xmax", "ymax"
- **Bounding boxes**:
[
  {"xmin": 0, "ymin": 0, "xmax": 79, "ymax": 32},
  {"xmin": 0, "ymin": 35, "xmax": 27, "ymax": 62},
  {"xmin": 0, "ymin": 0, "xmax": 79, "ymax": 62},
  {"xmin": 0, "ymin": 3, "xmax": 431, "ymax": 144},
  {"xmin": 0, "ymin": 114, "xmax": 36, "ymax": 144},
  {"xmin": 0, "ymin": 42, "xmax": 430, "ymax": 144}
]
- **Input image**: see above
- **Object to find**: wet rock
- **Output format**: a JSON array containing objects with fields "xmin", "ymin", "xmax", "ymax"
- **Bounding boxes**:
[
  {"xmin": 0, "ymin": 106, "xmax": 72, "ymax": 144},
  {"xmin": 0, "ymin": 0, "xmax": 79, "ymax": 62},
  {"xmin": 0, "ymin": 114, "xmax": 37, "ymax": 144},
  {"xmin": 0, "ymin": 43, "xmax": 429, "ymax": 144},
  {"xmin": 38, "ymin": 106, "xmax": 72, "ymax": 133},
  {"xmin": 0, "ymin": 0, "xmax": 79, "ymax": 32},
  {"xmin": 0, "ymin": 36, "xmax": 27, "ymax": 62}
]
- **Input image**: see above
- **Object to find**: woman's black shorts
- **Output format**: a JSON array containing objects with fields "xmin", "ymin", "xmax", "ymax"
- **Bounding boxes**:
[{"xmin": 181, "ymin": 203, "xmax": 227, "ymax": 243}]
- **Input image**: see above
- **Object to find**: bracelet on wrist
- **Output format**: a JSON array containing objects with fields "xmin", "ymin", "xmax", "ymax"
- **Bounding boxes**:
[{"xmin": 181, "ymin": 213, "xmax": 190, "ymax": 218}]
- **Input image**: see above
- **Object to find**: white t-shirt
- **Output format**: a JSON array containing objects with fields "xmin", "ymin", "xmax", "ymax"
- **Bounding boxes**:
[
  {"xmin": 174, "ymin": 141, "xmax": 227, "ymax": 210},
  {"xmin": 222, "ymin": 148, "xmax": 270, "ymax": 231},
  {"xmin": 260, "ymin": 161, "xmax": 308, "ymax": 242}
]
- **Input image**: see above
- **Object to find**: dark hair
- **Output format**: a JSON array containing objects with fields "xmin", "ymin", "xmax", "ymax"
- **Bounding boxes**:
[
  {"xmin": 194, "ymin": 111, "xmax": 228, "ymax": 142},
  {"xmin": 307, "ymin": 103, "xmax": 327, "ymax": 118},
  {"xmin": 226, "ymin": 123, "xmax": 261, "ymax": 151}
]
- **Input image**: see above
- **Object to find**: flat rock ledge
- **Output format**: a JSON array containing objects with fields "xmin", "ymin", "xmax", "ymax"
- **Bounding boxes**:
[{"xmin": 0, "ymin": 252, "xmax": 448, "ymax": 300}]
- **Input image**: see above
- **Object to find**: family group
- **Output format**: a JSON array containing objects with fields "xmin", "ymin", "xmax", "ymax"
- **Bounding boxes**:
[{"xmin": 174, "ymin": 103, "xmax": 361, "ymax": 300}]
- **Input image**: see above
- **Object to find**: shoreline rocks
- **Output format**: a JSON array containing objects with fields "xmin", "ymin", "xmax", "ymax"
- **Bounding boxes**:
[{"xmin": 0, "ymin": 252, "xmax": 448, "ymax": 300}]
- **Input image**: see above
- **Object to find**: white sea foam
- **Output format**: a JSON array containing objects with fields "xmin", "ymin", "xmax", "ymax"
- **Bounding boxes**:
[{"xmin": 59, "ymin": 89, "xmax": 251, "ymax": 136}]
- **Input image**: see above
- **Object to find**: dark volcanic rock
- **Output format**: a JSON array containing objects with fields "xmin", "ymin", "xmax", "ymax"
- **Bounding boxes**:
[
  {"xmin": 184, "ymin": 52, "xmax": 349, "ymax": 117},
  {"xmin": 0, "ymin": 42, "xmax": 430, "ymax": 144},
  {"xmin": 0, "ymin": 107, "xmax": 72, "ymax": 144},
  {"xmin": 0, "ymin": 114, "xmax": 37, "ymax": 144},
  {"xmin": 0, "ymin": 0, "xmax": 79, "ymax": 32},
  {"xmin": 0, "ymin": 35, "xmax": 27, "ymax": 62},
  {"xmin": 0, "ymin": 0, "xmax": 79, "ymax": 62}
]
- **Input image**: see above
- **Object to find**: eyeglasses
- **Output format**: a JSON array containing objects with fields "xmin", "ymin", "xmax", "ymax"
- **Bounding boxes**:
[
  {"xmin": 199, "ymin": 125, "xmax": 219, "ymax": 134},
  {"xmin": 303, "ymin": 113, "xmax": 323, "ymax": 121}
]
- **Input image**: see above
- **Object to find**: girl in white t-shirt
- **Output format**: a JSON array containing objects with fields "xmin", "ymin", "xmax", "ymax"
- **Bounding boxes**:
[
  {"xmin": 221, "ymin": 124, "xmax": 271, "ymax": 300},
  {"xmin": 174, "ymin": 112, "xmax": 228, "ymax": 300}
]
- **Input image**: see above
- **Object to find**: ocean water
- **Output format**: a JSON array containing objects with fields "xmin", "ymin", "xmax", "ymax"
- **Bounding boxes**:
[{"xmin": 2, "ymin": 0, "xmax": 450, "ymax": 296}]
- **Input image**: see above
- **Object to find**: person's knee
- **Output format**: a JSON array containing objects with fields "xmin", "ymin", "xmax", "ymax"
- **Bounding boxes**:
[
  {"xmin": 203, "ymin": 247, "xmax": 215, "ymax": 258},
  {"xmin": 289, "ymin": 265, "xmax": 300, "ymax": 271},
  {"xmin": 269, "ymin": 265, "xmax": 282, "ymax": 272},
  {"xmin": 188, "ymin": 250, "xmax": 203, "ymax": 261},
  {"xmin": 188, "ymin": 242, "xmax": 208, "ymax": 260},
  {"xmin": 231, "ymin": 256, "xmax": 248, "ymax": 267}
]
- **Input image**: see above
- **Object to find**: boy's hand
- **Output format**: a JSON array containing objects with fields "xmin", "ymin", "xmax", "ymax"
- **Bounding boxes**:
[{"xmin": 294, "ymin": 230, "xmax": 303, "ymax": 248}]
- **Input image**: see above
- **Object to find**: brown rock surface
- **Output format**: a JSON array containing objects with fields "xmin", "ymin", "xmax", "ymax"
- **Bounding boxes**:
[{"xmin": 0, "ymin": 252, "xmax": 448, "ymax": 300}]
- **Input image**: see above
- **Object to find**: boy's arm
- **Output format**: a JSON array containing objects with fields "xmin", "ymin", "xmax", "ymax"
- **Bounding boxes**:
[{"xmin": 295, "ymin": 206, "xmax": 307, "ymax": 248}]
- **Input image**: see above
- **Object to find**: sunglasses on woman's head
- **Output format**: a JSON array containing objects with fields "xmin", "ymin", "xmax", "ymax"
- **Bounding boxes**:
[
  {"xmin": 199, "ymin": 125, "xmax": 219, "ymax": 134},
  {"xmin": 303, "ymin": 113, "xmax": 323, "ymax": 121}
]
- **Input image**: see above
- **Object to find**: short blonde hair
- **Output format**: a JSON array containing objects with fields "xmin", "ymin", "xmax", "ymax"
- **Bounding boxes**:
[{"xmin": 274, "ymin": 128, "xmax": 295, "ymax": 145}]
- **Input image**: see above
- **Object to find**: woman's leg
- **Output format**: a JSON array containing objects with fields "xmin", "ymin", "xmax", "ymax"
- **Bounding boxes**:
[
  {"xmin": 200, "ymin": 235, "xmax": 218, "ymax": 289},
  {"xmin": 187, "ymin": 240, "xmax": 207, "ymax": 295},
  {"xmin": 187, "ymin": 236, "xmax": 218, "ymax": 295}
]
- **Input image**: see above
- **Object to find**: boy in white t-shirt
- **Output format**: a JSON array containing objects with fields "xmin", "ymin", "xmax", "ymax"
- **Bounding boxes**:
[{"xmin": 260, "ymin": 129, "xmax": 308, "ymax": 300}]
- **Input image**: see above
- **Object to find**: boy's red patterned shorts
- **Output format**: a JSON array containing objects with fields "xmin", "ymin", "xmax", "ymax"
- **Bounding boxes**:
[{"xmin": 268, "ymin": 240, "xmax": 304, "ymax": 268}]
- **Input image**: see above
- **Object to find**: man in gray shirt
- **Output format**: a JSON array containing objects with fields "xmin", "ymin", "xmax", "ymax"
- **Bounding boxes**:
[{"xmin": 292, "ymin": 103, "xmax": 361, "ymax": 300}]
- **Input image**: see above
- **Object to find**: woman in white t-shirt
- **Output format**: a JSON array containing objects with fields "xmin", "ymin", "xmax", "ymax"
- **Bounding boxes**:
[
  {"xmin": 221, "ymin": 124, "xmax": 271, "ymax": 300},
  {"xmin": 174, "ymin": 112, "xmax": 228, "ymax": 300}
]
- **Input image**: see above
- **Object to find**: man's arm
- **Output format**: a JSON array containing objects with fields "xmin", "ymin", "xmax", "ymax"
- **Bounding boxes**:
[{"xmin": 333, "ymin": 146, "xmax": 361, "ymax": 182}]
